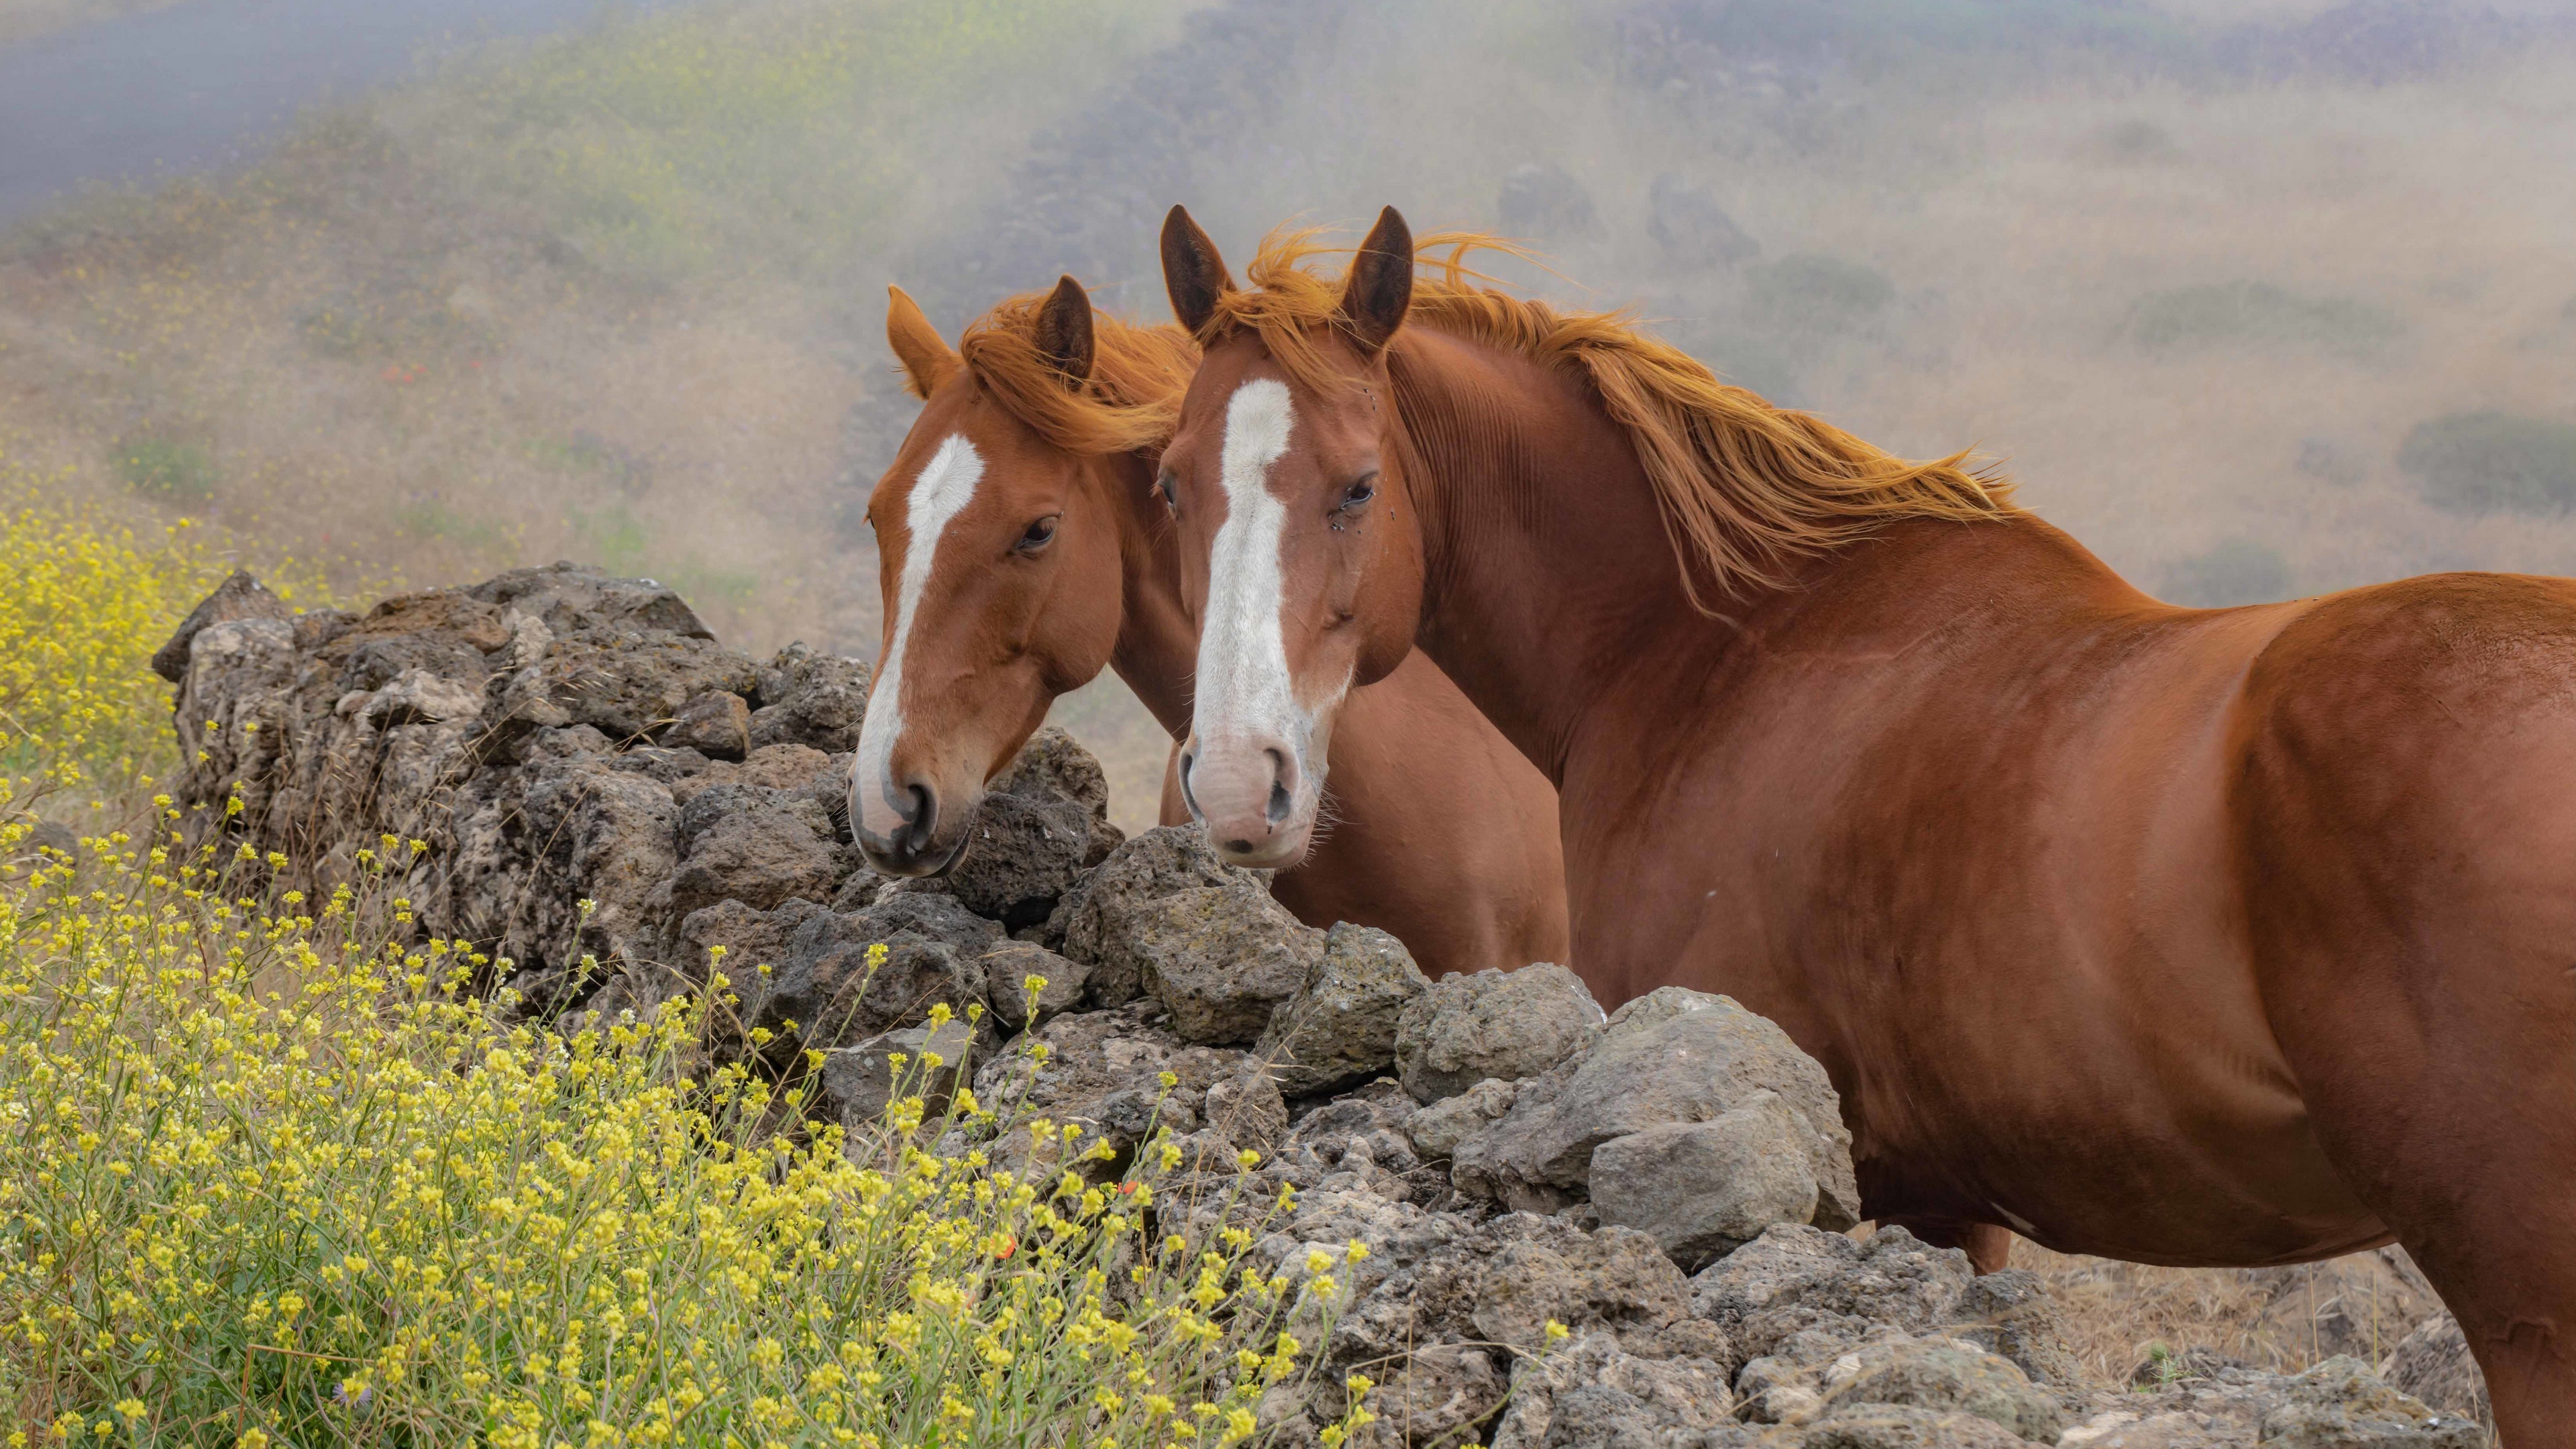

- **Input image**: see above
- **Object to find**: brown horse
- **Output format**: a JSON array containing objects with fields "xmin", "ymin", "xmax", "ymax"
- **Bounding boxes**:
[
  {"xmin": 847, "ymin": 276, "xmax": 1566, "ymax": 983},
  {"xmin": 1152, "ymin": 205, "xmax": 2576, "ymax": 1440}
]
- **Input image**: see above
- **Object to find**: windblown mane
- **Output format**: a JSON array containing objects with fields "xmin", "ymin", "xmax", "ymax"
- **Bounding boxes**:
[
  {"xmin": 1197, "ymin": 227, "xmax": 2019, "ymax": 606},
  {"xmin": 958, "ymin": 292, "xmax": 1198, "ymax": 457}
]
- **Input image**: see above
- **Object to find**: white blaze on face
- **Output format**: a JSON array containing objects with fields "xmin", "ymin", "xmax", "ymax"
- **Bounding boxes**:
[
  {"xmin": 1194, "ymin": 378, "xmax": 1307, "ymax": 763},
  {"xmin": 853, "ymin": 433, "xmax": 983, "ymax": 841}
]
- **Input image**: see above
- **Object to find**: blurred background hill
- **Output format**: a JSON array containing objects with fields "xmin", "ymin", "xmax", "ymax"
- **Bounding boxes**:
[{"xmin": 4, "ymin": 0, "xmax": 2575, "ymax": 831}]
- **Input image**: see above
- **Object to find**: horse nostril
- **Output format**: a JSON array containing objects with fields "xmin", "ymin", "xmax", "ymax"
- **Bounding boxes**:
[
  {"xmin": 904, "ymin": 782, "xmax": 936, "ymax": 851},
  {"xmin": 1178, "ymin": 749, "xmax": 1202, "ymax": 818},
  {"xmin": 1264, "ymin": 748, "xmax": 1293, "ymax": 826}
]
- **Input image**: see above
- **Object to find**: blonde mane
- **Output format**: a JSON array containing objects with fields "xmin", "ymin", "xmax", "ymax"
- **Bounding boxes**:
[
  {"xmin": 957, "ymin": 291, "xmax": 1199, "ymax": 457},
  {"xmin": 1197, "ymin": 227, "xmax": 2020, "ymax": 606}
]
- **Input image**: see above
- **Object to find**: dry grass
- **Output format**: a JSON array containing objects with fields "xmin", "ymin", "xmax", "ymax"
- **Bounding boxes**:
[{"xmin": 2011, "ymin": 1240, "xmax": 2445, "ymax": 1385}]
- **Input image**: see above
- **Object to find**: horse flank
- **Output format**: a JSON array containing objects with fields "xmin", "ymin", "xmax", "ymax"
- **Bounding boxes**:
[
  {"xmin": 1199, "ymin": 227, "xmax": 2022, "ymax": 606},
  {"xmin": 955, "ymin": 290, "xmax": 1198, "ymax": 456}
]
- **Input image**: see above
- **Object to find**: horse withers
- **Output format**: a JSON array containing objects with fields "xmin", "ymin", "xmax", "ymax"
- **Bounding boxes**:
[
  {"xmin": 847, "ymin": 276, "xmax": 1566, "ymax": 982},
  {"xmin": 1151, "ymin": 205, "xmax": 2576, "ymax": 1442}
]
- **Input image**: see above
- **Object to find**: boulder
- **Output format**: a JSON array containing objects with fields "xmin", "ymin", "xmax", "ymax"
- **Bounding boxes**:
[
  {"xmin": 1487, "ymin": 1330, "xmax": 1742, "ymax": 1449},
  {"xmin": 1055, "ymin": 824, "xmax": 1254, "ymax": 1000},
  {"xmin": 748, "ymin": 643, "xmax": 871, "ymax": 753},
  {"xmin": 2383, "ymin": 1312, "xmax": 2490, "ymax": 1432},
  {"xmin": 667, "ymin": 785, "xmax": 851, "ymax": 920},
  {"xmin": 151, "ymin": 568, "xmax": 295, "ymax": 682},
  {"xmin": 941, "ymin": 790, "xmax": 1099, "ymax": 930},
  {"xmin": 1813, "ymin": 1336, "xmax": 2064, "ymax": 1442},
  {"xmin": 812, "ymin": 1018, "xmax": 981, "ymax": 1130},
  {"xmin": 1690, "ymin": 1225, "xmax": 1974, "ymax": 1368},
  {"xmin": 2257, "ymin": 1356, "xmax": 2482, "ymax": 1448},
  {"xmin": 1451, "ymin": 987, "xmax": 1860, "ymax": 1234},
  {"xmin": 667, "ymin": 690, "xmax": 751, "ymax": 760},
  {"xmin": 1405, "ymin": 1077, "xmax": 1516, "ymax": 1161},
  {"xmin": 1472, "ymin": 1223, "xmax": 1693, "ymax": 1355},
  {"xmin": 1589, "ymin": 1091, "xmax": 1821, "ymax": 1270},
  {"xmin": 1253, "ymin": 922, "xmax": 1432, "ymax": 1095},
  {"xmin": 1801, "ymin": 1404, "xmax": 2028, "ymax": 1448},
  {"xmin": 1393, "ymin": 962, "xmax": 1601, "ymax": 1105},
  {"xmin": 733, "ymin": 894, "xmax": 998, "ymax": 1067},
  {"xmin": 980, "ymin": 939, "xmax": 1089, "ymax": 1031},
  {"xmin": 1128, "ymin": 883, "xmax": 1320, "ymax": 1046}
]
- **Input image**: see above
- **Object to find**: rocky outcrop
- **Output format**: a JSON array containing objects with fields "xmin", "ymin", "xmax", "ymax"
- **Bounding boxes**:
[
  {"xmin": 156, "ymin": 566, "xmax": 2484, "ymax": 1449},
  {"xmin": 1394, "ymin": 961, "xmax": 1602, "ymax": 1104}
]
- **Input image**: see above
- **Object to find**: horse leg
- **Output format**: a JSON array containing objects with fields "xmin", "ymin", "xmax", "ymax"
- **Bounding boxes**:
[{"xmin": 1880, "ymin": 1216, "xmax": 2012, "ymax": 1275}]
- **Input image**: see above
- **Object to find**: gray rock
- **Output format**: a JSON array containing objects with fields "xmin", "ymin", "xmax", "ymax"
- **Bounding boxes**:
[
  {"xmin": 2382, "ymin": 1313, "xmax": 2489, "ymax": 1431},
  {"xmin": 1473, "ymin": 1223, "xmax": 1693, "ymax": 1355},
  {"xmin": 486, "ymin": 631, "xmax": 761, "ymax": 746},
  {"xmin": 980, "ymin": 939, "xmax": 1088, "ymax": 1031},
  {"xmin": 1129, "ymin": 883, "xmax": 1320, "ymax": 1045},
  {"xmin": 1406, "ymin": 1077, "xmax": 1517, "ymax": 1161},
  {"xmin": 748, "ymin": 643, "xmax": 870, "ymax": 753},
  {"xmin": 1799, "ymin": 1403, "xmax": 2027, "ymax": 1448},
  {"xmin": 1395, "ymin": 963, "xmax": 1601, "ymax": 1104},
  {"xmin": 465, "ymin": 560, "xmax": 713, "ymax": 640},
  {"xmin": 1590, "ymin": 1091, "xmax": 1822, "ymax": 1271},
  {"xmin": 151, "ymin": 568, "xmax": 297, "ymax": 682},
  {"xmin": 1815, "ymin": 1336, "xmax": 2063, "ymax": 1442},
  {"xmin": 1200, "ymin": 1062, "xmax": 1289, "ymax": 1151},
  {"xmin": 988, "ymin": 724, "xmax": 1123, "ymax": 865},
  {"xmin": 667, "ymin": 690, "xmax": 751, "ymax": 760},
  {"xmin": 1254, "ymin": 922, "xmax": 1433, "ymax": 1095},
  {"xmin": 2258, "ymin": 1356, "xmax": 2482, "ymax": 1448},
  {"xmin": 1946, "ymin": 1269, "xmax": 2085, "ymax": 1389},
  {"xmin": 1056, "ymin": 824, "xmax": 1255, "ymax": 1001},
  {"xmin": 1487, "ymin": 1330, "xmax": 1743, "ymax": 1449},
  {"xmin": 735, "ymin": 894, "xmax": 998, "ymax": 1065},
  {"xmin": 943, "ymin": 790, "xmax": 1099, "ymax": 930},
  {"xmin": 666, "ymin": 788, "xmax": 851, "ymax": 920},
  {"xmin": 813, "ymin": 1018, "xmax": 981, "ymax": 1130},
  {"xmin": 1346, "ymin": 1342, "xmax": 1507, "ymax": 1449},
  {"xmin": 1454, "ymin": 988, "xmax": 1858, "ymax": 1232}
]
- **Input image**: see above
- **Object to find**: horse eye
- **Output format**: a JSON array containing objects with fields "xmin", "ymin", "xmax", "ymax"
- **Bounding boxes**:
[
  {"xmin": 1017, "ymin": 515, "xmax": 1060, "ymax": 552},
  {"xmin": 1339, "ymin": 473, "xmax": 1379, "ymax": 511},
  {"xmin": 1156, "ymin": 471, "xmax": 1179, "ymax": 510}
]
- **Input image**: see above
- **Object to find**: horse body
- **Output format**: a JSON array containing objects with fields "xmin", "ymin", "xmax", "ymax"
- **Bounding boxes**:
[
  {"xmin": 852, "ymin": 280, "xmax": 1566, "ymax": 981},
  {"xmin": 1152, "ymin": 210, "xmax": 2576, "ymax": 1439}
]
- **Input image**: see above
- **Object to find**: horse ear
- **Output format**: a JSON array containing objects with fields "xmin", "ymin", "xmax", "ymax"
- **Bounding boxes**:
[
  {"xmin": 1161, "ymin": 205, "xmax": 1236, "ymax": 335},
  {"xmin": 1338, "ymin": 206, "xmax": 1414, "ymax": 357},
  {"xmin": 885, "ymin": 284, "xmax": 961, "ymax": 399},
  {"xmin": 1032, "ymin": 274, "xmax": 1096, "ymax": 387}
]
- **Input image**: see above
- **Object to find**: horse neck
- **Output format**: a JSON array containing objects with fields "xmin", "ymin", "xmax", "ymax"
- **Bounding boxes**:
[
  {"xmin": 1096, "ymin": 447, "xmax": 1197, "ymax": 741},
  {"xmin": 1389, "ymin": 325, "xmax": 1730, "ymax": 782}
]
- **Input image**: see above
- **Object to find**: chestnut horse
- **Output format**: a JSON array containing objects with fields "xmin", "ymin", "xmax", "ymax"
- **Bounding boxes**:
[
  {"xmin": 1153, "ymin": 205, "xmax": 2576, "ymax": 1440},
  {"xmin": 847, "ymin": 276, "xmax": 1566, "ymax": 982}
]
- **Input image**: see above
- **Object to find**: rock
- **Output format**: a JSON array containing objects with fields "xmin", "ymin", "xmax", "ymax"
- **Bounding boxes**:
[
  {"xmin": 1799, "ymin": 1403, "xmax": 2027, "ymax": 1448},
  {"xmin": 981, "ymin": 940, "xmax": 1088, "ymax": 1030},
  {"xmin": 2383, "ymin": 1312, "xmax": 2489, "ymax": 1430},
  {"xmin": 987, "ymin": 724, "xmax": 1123, "ymax": 864},
  {"xmin": 749, "ymin": 643, "xmax": 870, "ymax": 753},
  {"xmin": 677, "ymin": 897, "xmax": 829, "ymax": 980},
  {"xmin": 943, "ymin": 790, "xmax": 1099, "ymax": 930},
  {"xmin": 1253, "ymin": 923, "xmax": 1432, "ymax": 1095},
  {"xmin": 2258, "ymin": 1356, "xmax": 2482, "ymax": 1448},
  {"xmin": 1815, "ymin": 1336, "xmax": 2063, "ymax": 1442},
  {"xmin": 1346, "ymin": 1342, "xmax": 1507, "ymax": 1449},
  {"xmin": 735, "ymin": 894, "xmax": 998, "ymax": 1066},
  {"xmin": 1128, "ymin": 883, "xmax": 1320, "ymax": 1045},
  {"xmin": 466, "ymin": 560, "xmax": 712, "ymax": 639},
  {"xmin": 813, "ymin": 1018, "xmax": 981, "ymax": 1130},
  {"xmin": 1692, "ymin": 1225, "xmax": 1974, "ymax": 1370},
  {"xmin": 1394, "ymin": 963, "xmax": 1601, "ymax": 1104},
  {"xmin": 667, "ymin": 690, "xmax": 751, "ymax": 760},
  {"xmin": 667, "ymin": 786, "xmax": 851, "ymax": 920},
  {"xmin": 1405, "ymin": 1077, "xmax": 1516, "ymax": 1161},
  {"xmin": 1055, "ymin": 824, "xmax": 1254, "ymax": 1000},
  {"xmin": 1487, "ymin": 1330, "xmax": 1742, "ymax": 1449},
  {"xmin": 1589, "ymin": 1091, "xmax": 1821, "ymax": 1270},
  {"xmin": 1200, "ymin": 1062, "xmax": 1289, "ymax": 1151},
  {"xmin": 151, "ymin": 568, "xmax": 295, "ymax": 682},
  {"xmin": 1946, "ymin": 1269, "xmax": 2085, "ymax": 1389},
  {"xmin": 1453, "ymin": 988, "xmax": 1858, "ymax": 1232},
  {"xmin": 1472, "ymin": 1223, "xmax": 1692, "ymax": 1354}
]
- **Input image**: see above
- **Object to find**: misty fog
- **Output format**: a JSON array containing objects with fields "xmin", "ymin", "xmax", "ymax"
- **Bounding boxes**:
[{"xmin": 4, "ymin": 0, "xmax": 2574, "ymax": 828}]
